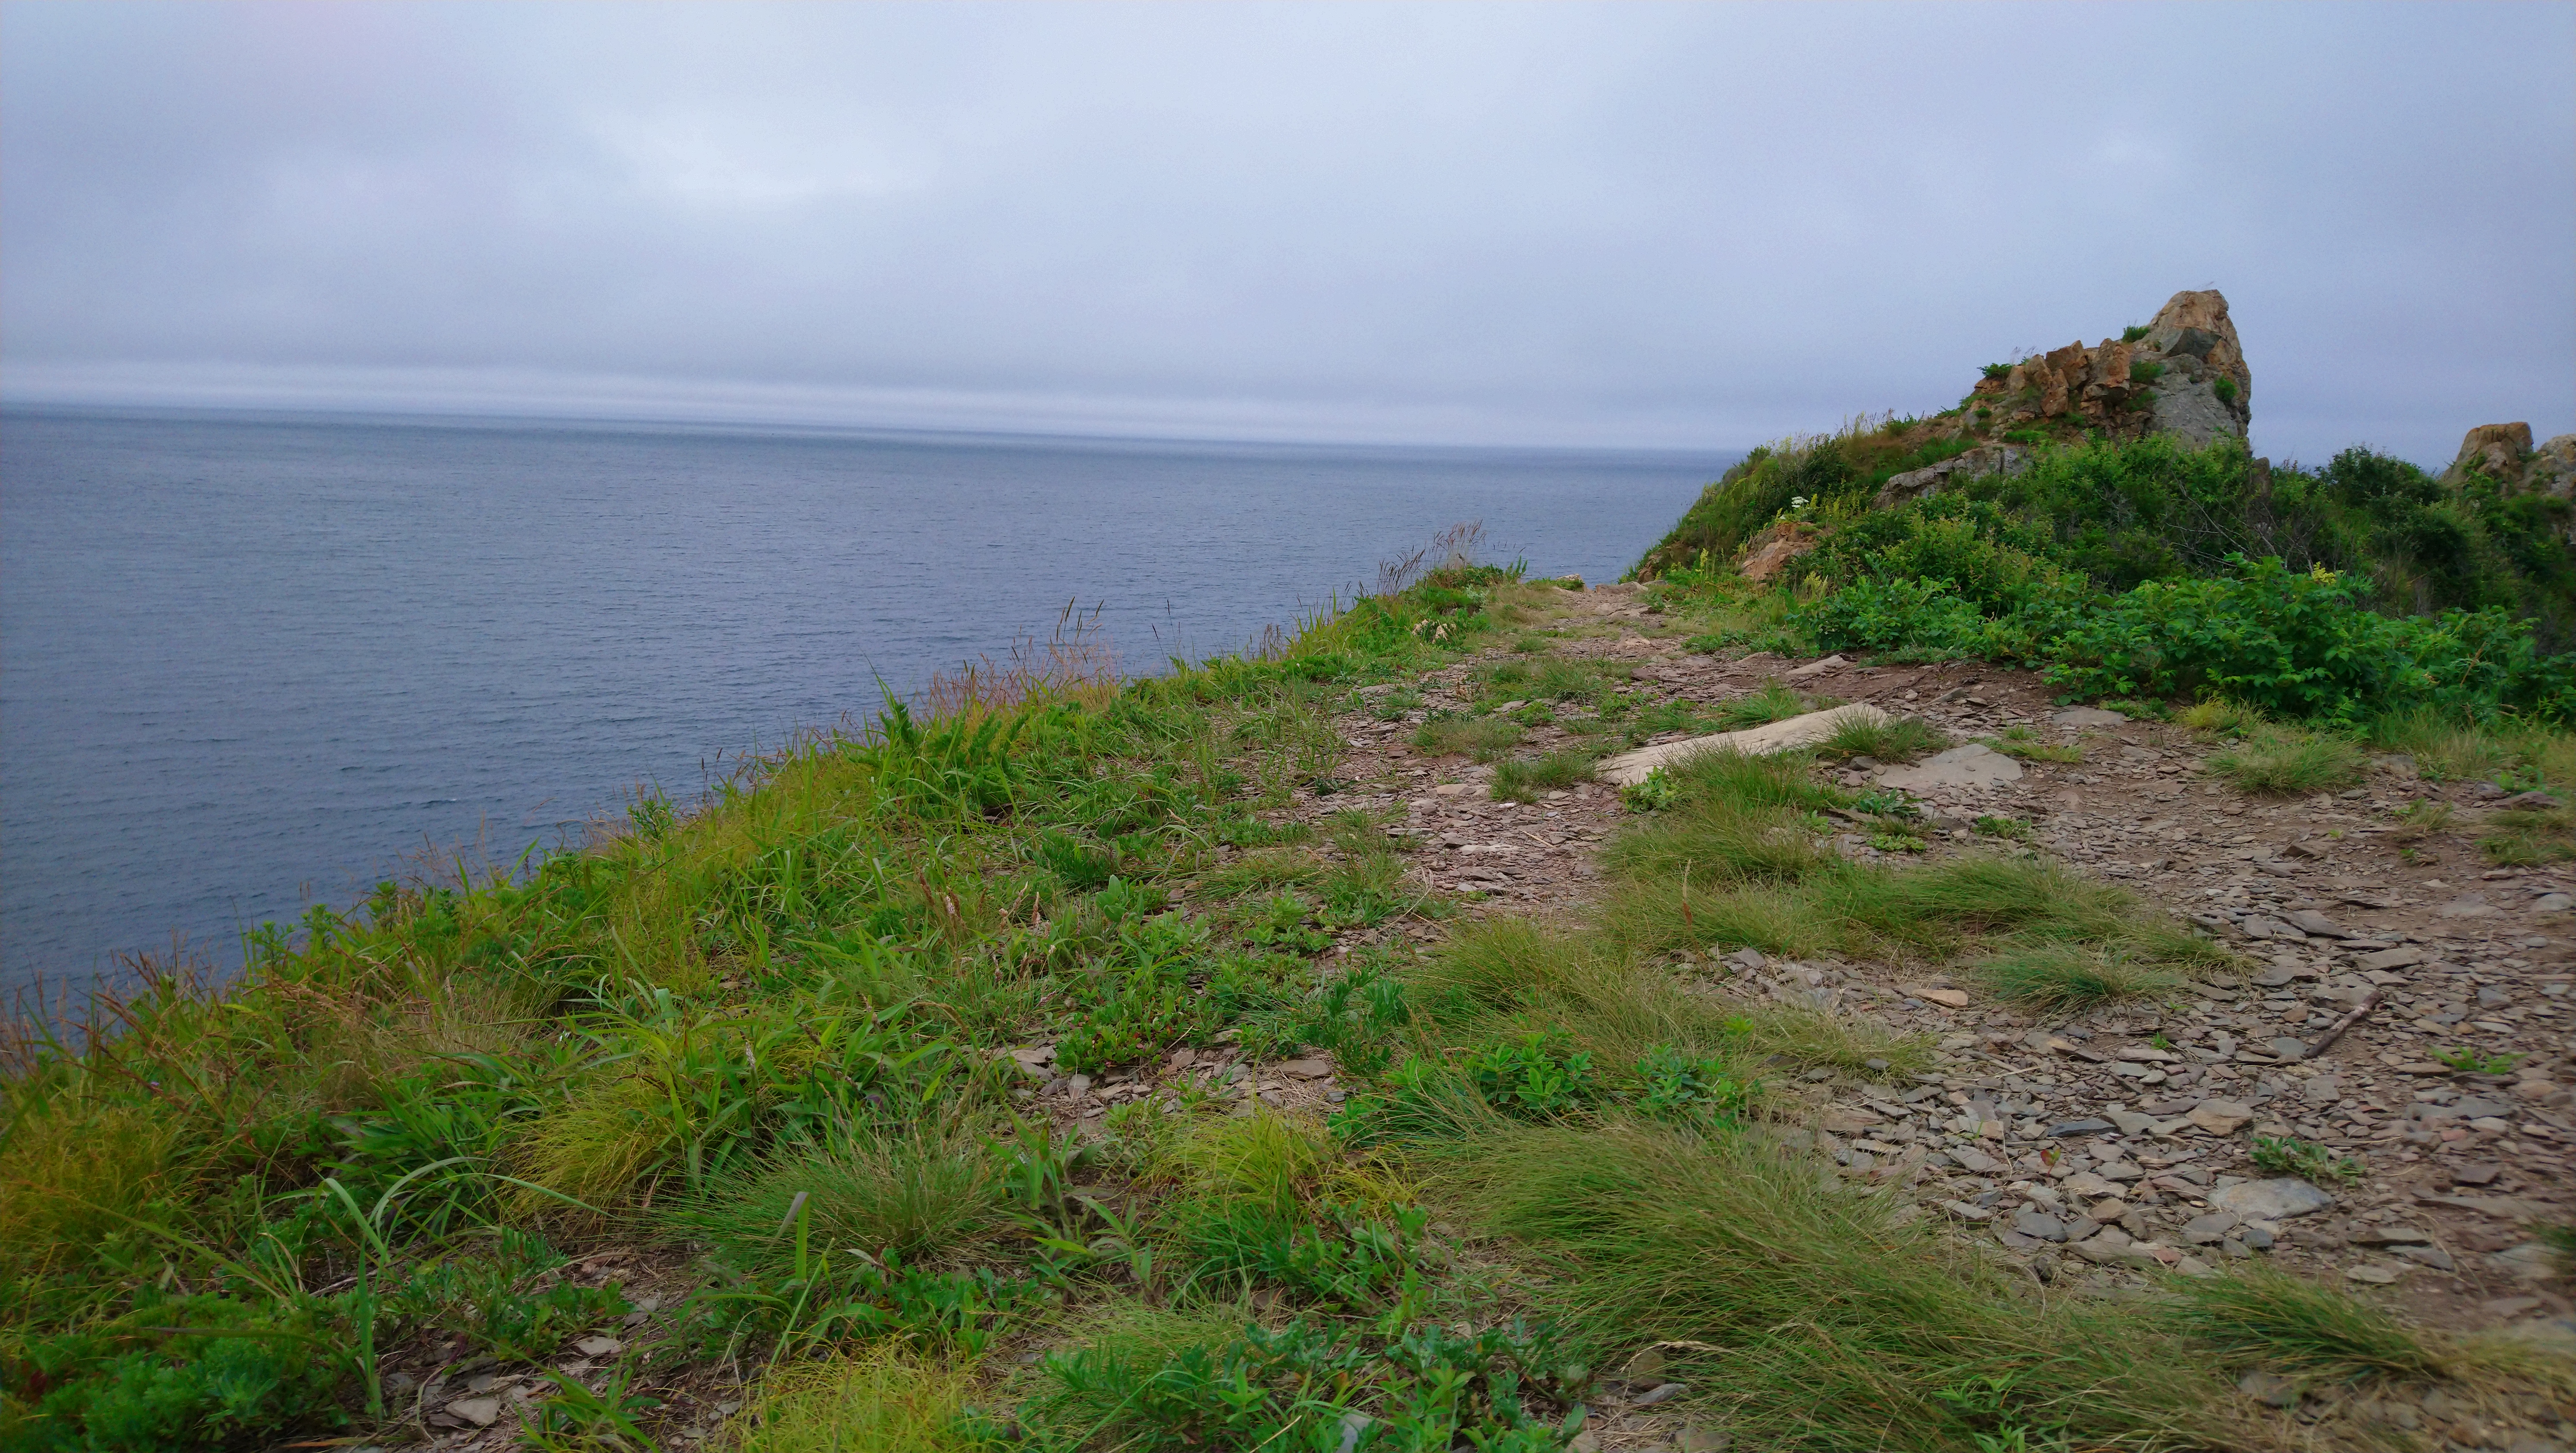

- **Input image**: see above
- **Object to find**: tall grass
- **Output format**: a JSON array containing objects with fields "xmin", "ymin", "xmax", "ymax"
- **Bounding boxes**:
[
  {"xmin": 1430, "ymin": 1119, "xmax": 2244, "ymax": 1451},
  {"xmin": 671, "ymin": 1118, "xmax": 1009, "ymax": 1271},
  {"xmin": 2205, "ymin": 725, "xmax": 2368, "ymax": 796}
]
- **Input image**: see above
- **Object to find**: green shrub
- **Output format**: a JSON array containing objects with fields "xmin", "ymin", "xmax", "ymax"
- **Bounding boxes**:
[
  {"xmin": 1796, "ymin": 575, "xmax": 1989, "ymax": 657},
  {"xmin": 2128, "ymin": 359, "xmax": 2164, "ymax": 384},
  {"xmin": 2048, "ymin": 556, "xmax": 2576, "ymax": 722},
  {"xmin": 9, "ymin": 1291, "xmax": 358, "ymax": 1452}
]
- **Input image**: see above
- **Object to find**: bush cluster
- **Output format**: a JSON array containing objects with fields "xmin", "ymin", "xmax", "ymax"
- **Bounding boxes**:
[{"xmin": 1660, "ymin": 431, "xmax": 2576, "ymax": 723}]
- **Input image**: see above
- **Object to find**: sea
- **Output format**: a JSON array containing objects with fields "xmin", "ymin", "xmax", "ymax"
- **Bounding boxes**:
[{"xmin": 0, "ymin": 406, "xmax": 1732, "ymax": 1001}]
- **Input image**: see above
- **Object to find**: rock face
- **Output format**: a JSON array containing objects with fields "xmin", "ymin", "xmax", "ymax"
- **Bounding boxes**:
[
  {"xmin": 2441, "ymin": 422, "xmax": 2576, "ymax": 508},
  {"xmin": 1873, "ymin": 444, "xmax": 2031, "ymax": 509},
  {"xmin": 1967, "ymin": 289, "xmax": 2253, "ymax": 448}
]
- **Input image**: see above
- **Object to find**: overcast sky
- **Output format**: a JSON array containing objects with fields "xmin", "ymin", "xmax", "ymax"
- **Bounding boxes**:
[{"xmin": 3, "ymin": 2, "xmax": 2569, "ymax": 466}]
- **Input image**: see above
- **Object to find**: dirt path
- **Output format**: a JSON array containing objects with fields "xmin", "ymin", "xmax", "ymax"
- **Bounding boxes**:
[{"xmin": 1289, "ymin": 583, "xmax": 2574, "ymax": 1415}]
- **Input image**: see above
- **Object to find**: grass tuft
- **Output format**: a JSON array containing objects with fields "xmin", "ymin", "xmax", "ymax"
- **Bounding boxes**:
[
  {"xmin": 1817, "ymin": 714, "xmax": 1947, "ymax": 763},
  {"xmin": 1490, "ymin": 749, "xmax": 1599, "ymax": 803},
  {"xmin": 736, "ymin": 1341, "xmax": 978, "ymax": 1452},
  {"xmin": 671, "ymin": 1119, "xmax": 1007, "ymax": 1270},
  {"xmin": 2163, "ymin": 1266, "xmax": 2441, "ymax": 1383},
  {"xmin": 1711, "ymin": 681, "xmax": 1827, "ymax": 728},
  {"xmin": 2207, "ymin": 726, "xmax": 2367, "ymax": 795},
  {"xmin": 1414, "ymin": 714, "xmax": 1525, "ymax": 762},
  {"xmin": 1974, "ymin": 943, "xmax": 2190, "ymax": 1009},
  {"xmin": 1432, "ymin": 1119, "xmax": 2239, "ymax": 1450}
]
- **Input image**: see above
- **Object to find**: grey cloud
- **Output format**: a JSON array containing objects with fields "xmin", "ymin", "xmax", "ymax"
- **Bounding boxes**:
[{"xmin": 3, "ymin": 1, "xmax": 2569, "ymax": 462}]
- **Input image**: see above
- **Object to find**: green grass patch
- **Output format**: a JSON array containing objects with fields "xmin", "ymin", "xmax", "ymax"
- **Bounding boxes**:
[
  {"xmin": 1974, "ymin": 943, "xmax": 2191, "ymax": 1010},
  {"xmin": 1414, "ymin": 713, "xmax": 1525, "ymax": 762},
  {"xmin": 2206, "ymin": 726, "xmax": 2367, "ymax": 795},
  {"xmin": 1428, "ymin": 1120, "xmax": 2244, "ymax": 1452},
  {"xmin": 1489, "ymin": 748, "xmax": 1599, "ymax": 803},
  {"xmin": 1816, "ymin": 713, "xmax": 1946, "ymax": 763}
]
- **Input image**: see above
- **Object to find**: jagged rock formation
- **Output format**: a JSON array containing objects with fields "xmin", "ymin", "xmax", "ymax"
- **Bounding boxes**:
[
  {"xmin": 1968, "ymin": 289, "xmax": 2252, "ymax": 448},
  {"xmin": 2443, "ymin": 421, "xmax": 2576, "ymax": 501},
  {"xmin": 1633, "ymin": 288, "xmax": 2269, "ymax": 581}
]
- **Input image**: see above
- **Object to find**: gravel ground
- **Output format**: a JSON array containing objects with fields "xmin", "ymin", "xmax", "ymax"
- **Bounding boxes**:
[{"xmin": 1277, "ymin": 582, "xmax": 2575, "ymax": 1450}]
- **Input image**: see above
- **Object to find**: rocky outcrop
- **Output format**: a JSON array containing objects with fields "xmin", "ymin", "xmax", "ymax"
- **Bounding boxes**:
[
  {"xmin": 2441, "ymin": 422, "xmax": 2576, "ymax": 509},
  {"xmin": 1967, "ymin": 289, "xmax": 2253, "ymax": 447},
  {"xmin": 1874, "ymin": 444, "xmax": 2031, "ymax": 510}
]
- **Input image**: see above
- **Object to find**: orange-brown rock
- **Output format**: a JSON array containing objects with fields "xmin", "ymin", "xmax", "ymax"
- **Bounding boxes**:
[
  {"xmin": 1737, "ymin": 520, "xmax": 1820, "ymax": 583},
  {"xmin": 2446, "ymin": 423, "xmax": 2536, "ymax": 482},
  {"xmin": 1982, "ymin": 289, "xmax": 2251, "ymax": 448}
]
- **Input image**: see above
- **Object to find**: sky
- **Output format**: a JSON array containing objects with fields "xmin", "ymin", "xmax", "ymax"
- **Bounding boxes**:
[{"xmin": 2, "ymin": 1, "xmax": 2570, "ymax": 467}]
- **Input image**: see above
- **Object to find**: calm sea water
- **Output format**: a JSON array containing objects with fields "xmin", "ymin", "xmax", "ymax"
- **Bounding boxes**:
[{"xmin": 0, "ymin": 407, "xmax": 1729, "ymax": 999}]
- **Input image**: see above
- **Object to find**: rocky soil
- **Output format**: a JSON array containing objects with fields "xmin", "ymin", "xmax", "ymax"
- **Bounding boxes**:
[{"xmin": 1263, "ymin": 581, "xmax": 2574, "ymax": 1450}]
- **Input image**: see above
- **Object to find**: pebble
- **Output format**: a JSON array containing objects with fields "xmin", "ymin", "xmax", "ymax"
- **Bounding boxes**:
[
  {"xmin": 2011, "ymin": 1209, "xmax": 2068, "ymax": 1242},
  {"xmin": 446, "ymin": 1398, "xmax": 502, "ymax": 1428},
  {"xmin": 2208, "ymin": 1178, "xmax": 2334, "ymax": 1220},
  {"xmin": 1630, "ymin": 1382, "xmax": 1687, "ymax": 1407}
]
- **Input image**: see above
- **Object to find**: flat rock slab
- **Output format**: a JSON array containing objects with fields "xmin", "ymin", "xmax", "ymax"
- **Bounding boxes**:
[
  {"xmin": 2052, "ymin": 706, "xmax": 2128, "ymax": 727},
  {"xmin": 1878, "ymin": 743, "xmax": 2024, "ymax": 791},
  {"xmin": 1595, "ymin": 703, "xmax": 1892, "ymax": 786},
  {"xmin": 2208, "ymin": 1177, "xmax": 2334, "ymax": 1220}
]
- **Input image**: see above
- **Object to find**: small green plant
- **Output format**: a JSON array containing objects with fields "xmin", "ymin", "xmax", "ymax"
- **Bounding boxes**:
[
  {"xmin": 2127, "ymin": 360, "xmax": 2165, "ymax": 385},
  {"xmin": 627, "ymin": 791, "xmax": 678, "ymax": 840},
  {"xmin": 1867, "ymin": 829, "xmax": 1929, "ymax": 853},
  {"xmin": 1972, "ymin": 815, "xmax": 2031, "ymax": 841},
  {"xmin": 2431, "ymin": 1045, "xmax": 2521, "ymax": 1075},
  {"xmin": 1242, "ymin": 890, "xmax": 1334, "ymax": 954},
  {"xmin": 1981, "ymin": 362, "xmax": 2012, "ymax": 381},
  {"xmin": 522, "ymin": 1366, "xmax": 663, "ymax": 1453},
  {"xmin": 1465, "ymin": 1030, "xmax": 1598, "ymax": 1119},
  {"xmin": 1848, "ymin": 788, "xmax": 1919, "ymax": 818},
  {"xmin": 1634, "ymin": 1043, "xmax": 1756, "ymax": 1124},
  {"xmin": 1368, "ymin": 686, "xmax": 1425, "ymax": 722},
  {"xmin": 387, "ymin": 1229, "xmax": 630, "ymax": 1363},
  {"xmin": 2212, "ymin": 376, "xmax": 2238, "ymax": 404},
  {"xmin": 2391, "ymin": 798, "xmax": 2454, "ymax": 839},
  {"xmin": 2537, "ymin": 1223, "xmax": 2576, "ymax": 1277},
  {"xmin": 2164, "ymin": 1266, "xmax": 2440, "ymax": 1382},
  {"xmin": 2480, "ymin": 801, "xmax": 2576, "ymax": 866},
  {"xmin": 2121, "ymin": 325, "xmax": 2151, "ymax": 343},
  {"xmin": 2249, "ymin": 1135, "xmax": 2363, "ymax": 1184},
  {"xmin": 1620, "ymin": 767, "xmax": 1679, "ymax": 813}
]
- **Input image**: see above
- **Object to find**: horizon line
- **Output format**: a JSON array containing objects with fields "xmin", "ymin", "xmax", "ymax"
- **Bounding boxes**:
[{"xmin": 0, "ymin": 358, "xmax": 1767, "ymax": 456}]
